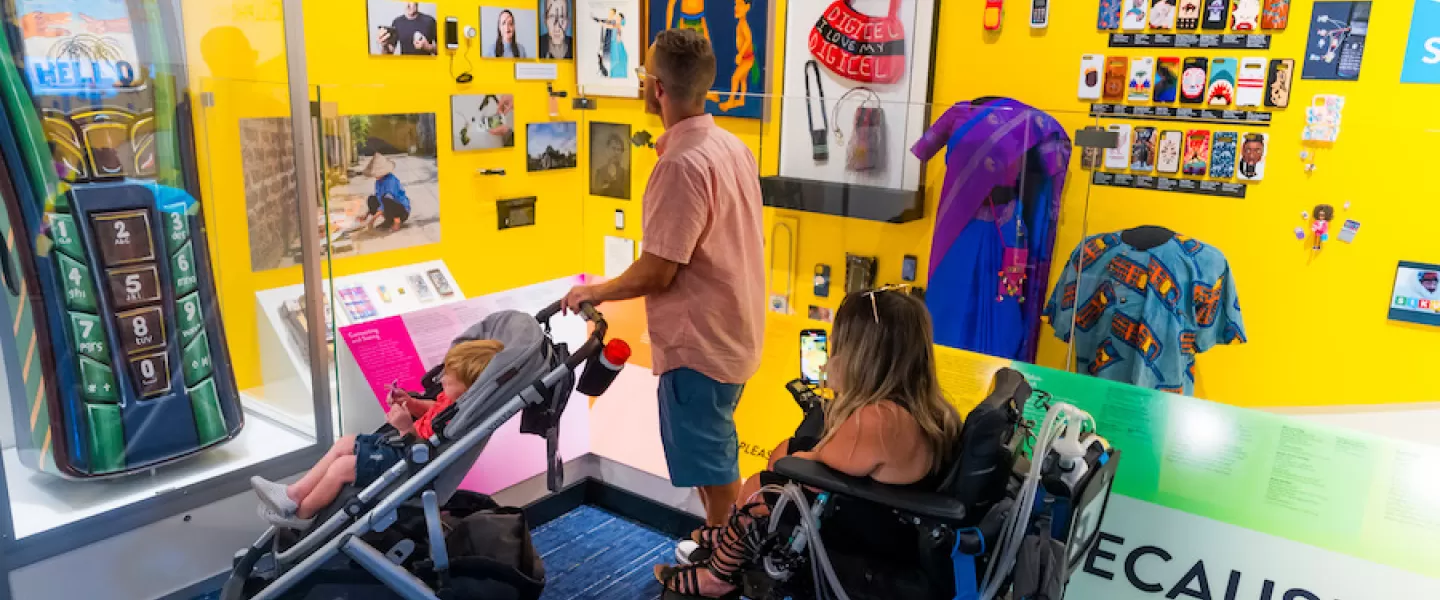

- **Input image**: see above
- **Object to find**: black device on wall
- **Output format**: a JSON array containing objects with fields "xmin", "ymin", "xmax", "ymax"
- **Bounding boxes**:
[
  {"xmin": 845, "ymin": 254, "xmax": 878, "ymax": 294},
  {"xmin": 902, "ymin": 255, "xmax": 918, "ymax": 282},
  {"xmin": 445, "ymin": 17, "xmax": 460, "ymax": 51},
  {"xmin": 814, "ymin": 264, "xmax": 831, "ymax": 298}
]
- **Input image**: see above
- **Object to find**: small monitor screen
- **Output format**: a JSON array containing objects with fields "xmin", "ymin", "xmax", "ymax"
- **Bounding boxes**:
[{"xmin": 1388, "ymin": 262, "xmax": 1440, "ymax": 327}]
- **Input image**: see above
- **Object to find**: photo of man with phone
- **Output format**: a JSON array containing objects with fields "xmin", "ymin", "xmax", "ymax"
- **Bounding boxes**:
[{"xmin": 369, "ymin": 1, "xmax": 439, "ymax": 56}]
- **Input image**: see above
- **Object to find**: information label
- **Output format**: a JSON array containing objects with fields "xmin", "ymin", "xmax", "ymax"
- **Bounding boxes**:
[
  {"xmin": 1090, "ymin": 104, "xmax": 1273, "ymax": 127},
  {"xmin": 1109, "ymin": 33, "xmax": 1270, "ymax": 49},
  {"xmin": 1093, "ymin": 171, "xmax": 1249, "ymax": 198}
]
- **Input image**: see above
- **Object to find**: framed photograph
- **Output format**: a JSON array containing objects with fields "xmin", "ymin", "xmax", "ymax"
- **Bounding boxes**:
[
  {"xmin": 482, "ymin": 7, "xmax": 539, "ymax": 58},
  {"xmin": 589, "ymin": 121, "xmax": 631, "ymax": 199},
  {"xmin": 539, "ymin": 0, "xmax": 575, "ymax": 59},
  {"xmin": 367, "ymin": 0, "xmax": 440, "ymax": 56},
  {"xmin": 1389, "ymin": 262, "xmax": 1440, "ymax": 327},
  {"xmin": 315, "ymin": 113, "xmax": 442, "ymax": 262},
  {"xmin": 527, "ymin": 121, "xmax": 579, "ymax": 172},
  {"xmin": 648, "ymin": 0, "xmax": 770, "ymax": 119},
  {"xmin": 575, "ymin": 0, "xmax": 642, "ymax": 97},
  {"xmin": 452, "ymin": 94, "xmax": 516, "ymax": 150}
]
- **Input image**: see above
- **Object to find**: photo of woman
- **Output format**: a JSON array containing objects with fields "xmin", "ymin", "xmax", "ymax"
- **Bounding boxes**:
[
  {"xmin": 482, "ymin": 7, "xmax": 537, "ymax": 58},
  {"xmin": 539, "ymin": 0, "xmax": 573, "ymax": 59},
  {"xmin": 576, "ymin": 0, "xmax": 641, "ymax": 97},
  {"xmin": 592, "ymin": 9, "xmax": 629, "ymax": 78}
]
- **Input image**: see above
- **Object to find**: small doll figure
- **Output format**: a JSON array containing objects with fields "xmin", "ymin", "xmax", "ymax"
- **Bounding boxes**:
[{"xmin": 1311, "ymin": 203, "xmax": 1334, "ymax": 251}]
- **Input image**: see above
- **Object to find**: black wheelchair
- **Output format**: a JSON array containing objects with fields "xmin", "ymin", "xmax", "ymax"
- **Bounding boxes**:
[{"xmin": 696, "ymin": 368, "xmax": 1122, "ymax": 600}]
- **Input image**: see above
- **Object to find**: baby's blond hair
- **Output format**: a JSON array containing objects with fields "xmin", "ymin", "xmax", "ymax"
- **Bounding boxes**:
[{"xmin": 444, "ymin": 340, "xmax": 506, "ymax": 391}]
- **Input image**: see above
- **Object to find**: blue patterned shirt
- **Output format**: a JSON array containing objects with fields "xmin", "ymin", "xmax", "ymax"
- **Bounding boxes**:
[{"xmin": 1044, "ymin": 232, "xmax": 1246, "ymax": 395}]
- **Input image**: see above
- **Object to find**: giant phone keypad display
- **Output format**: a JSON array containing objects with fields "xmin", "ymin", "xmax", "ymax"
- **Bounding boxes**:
[{"xmin": 0, "ymin": 0, "xmax": 242, "ymax": 477}]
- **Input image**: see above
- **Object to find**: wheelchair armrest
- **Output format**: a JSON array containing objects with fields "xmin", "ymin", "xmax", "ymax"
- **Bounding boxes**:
[{"xmin": 772, "ymin": 457, "xmax": 967, "ymax": 525}]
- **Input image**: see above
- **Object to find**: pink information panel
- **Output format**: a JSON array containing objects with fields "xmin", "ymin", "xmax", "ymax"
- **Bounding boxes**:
[{"xmin": 339, "ymin": 276, "xmax": 591, "ymax": 493}]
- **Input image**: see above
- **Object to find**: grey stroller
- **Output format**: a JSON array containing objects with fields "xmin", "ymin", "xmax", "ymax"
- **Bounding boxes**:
[{"xmin": 223, "ymin": 302, "xmax": 612, "ymax": 600}]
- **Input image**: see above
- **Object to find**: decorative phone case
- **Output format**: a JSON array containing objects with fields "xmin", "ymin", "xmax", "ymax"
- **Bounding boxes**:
[
  {"xmin": 1177, "ymin": 0, "xmax": 1202, "ymax": 29},
  {"xmin": 1149, "ymin": 0, "xmax": 1177, "ymax": 28},
  {"xmin": 1230, "ymin": 0, "xmax": 1260, "ymax": 30},
  {"xmin": 1180, "ymin": 58, "xmax": 1208, "ymax": 104},
  {"xmin": 1235, "ymin": 57, "xmax": 1266, "ymax": 107},
  {"xmin": 1206, "ymin": 57, "xmax": 1236, "ymax": 106},
  {"xmin": 1265, "ymin": 59, "xmax": 1294, "ymax": 108},
  {"xmin": 1209, "ymin": 131, "xmax": 1238, "ymax": 178},
  {"xmin": 1237, "ymin": 132, "xmax": 1268, "ymax": 181},
  {"xmin": 1157, "ymin": 130, "xmax": 1183, "ymax": 173},
  {"xmin": 1122, "ymin": 0, "xmax": 1149, "ymax": 30},
  {"xmin": 1182, "ymin": 129, "xmax": 1211, "ymax": 176},
  {"xmin": 1098, "ymin": 0, "xmax": 1123, "ymax": 29},
  {"xmin": 1154, "ymin": 57, "xmax": 1180, "ymax": 102},
  {"xmin": 1081, "ymin": 146, "xmax": 1103, "ymax": 170},
  {"xmin": 1131, "ymin": 127, "xmax": 1157, "ymax": 171},
  {"xmin": 1127, "ymin": 57, "xmax": 1156, "ymax": 102},
  {"xmin": 1201, "ymin": 0, "xmax": 1229, "ymax": 29},
  {"xmin": 1104, "ymin": 57, "xmax": 1129, "ymax": 100},
  {"xmin": 1080, "ymin": 55, "xmax": 1105, "ymax": 100},
  {"xmin": 1106, "ymin": 124, "xmax": 1133, "ymax": 170},
  {"xmin": 1261, "ymin": 0, "xmax": 1290, "ymax": 29}
]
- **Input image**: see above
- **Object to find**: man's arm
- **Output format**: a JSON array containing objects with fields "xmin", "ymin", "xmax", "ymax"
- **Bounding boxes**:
[{"xmin": 562, "ymin": 252, "xmax": 678, "ymax": 312}]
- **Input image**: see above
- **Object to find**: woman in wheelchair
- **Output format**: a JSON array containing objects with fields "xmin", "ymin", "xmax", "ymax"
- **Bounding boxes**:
[{"xmin": 656, "ymin": 288, "xmax": 963, "ymax": 597}]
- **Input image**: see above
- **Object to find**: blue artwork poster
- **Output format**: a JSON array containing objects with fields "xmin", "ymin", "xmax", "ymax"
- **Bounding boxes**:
[
  {"xmin": 13, "ymin": 0, "xmax": 145, "ymax": 97},
  {"xmin": 1301, "ymin": 1, "xmax": 1372, "ymax": 81},
  {"xmin": 648, "ymin": 0, "xmax": 769, "ymax": 119},
  {"xmin": 1401, "ymin": 0, "xmax": 1440, "ymax": 84}
]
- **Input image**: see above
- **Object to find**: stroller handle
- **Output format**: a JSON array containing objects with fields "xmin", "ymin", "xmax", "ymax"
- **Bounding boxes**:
[{"xmin": 536, "ymin": 300, "xmax": 609, "ymax": 370}]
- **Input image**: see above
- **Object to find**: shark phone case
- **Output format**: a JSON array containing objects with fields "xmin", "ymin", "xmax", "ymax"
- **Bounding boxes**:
[
  {"xmin": 1201, "ymin": 0, "xmax": 1230, "ymax": 29},
  {"xmin": 1154, "ymin": 57, "xmax": 1181, "ymax": 102},
  {"xmin": 1106, "ymin": 124, "xmax": 1133, "ymax": 170},
  {"xmin": 1182, "ymin": 129, "xmax": 1211, "ymax": 176},
  {"xmin": 1209, "ymin": 131, "xmax": 1238, "ymax": 178},
  {"xmin": 1177, "ymin": 0, "xmax": 1202, "ymax": 29},
  {"xmin": 1098, "ymin": 0, "xmax": 1123, "ymax": 29},
  {"xmin": 1207, "ymin": 57, "xmax": 1237, "ymax": 106},
  {"xmin": 1128, "ymin": 57, "xmax": 1156, "ymax": 102},
  {"xmin": 1080, "ymin": 55, "xmax": 1105, "ymax": 99},
  {"xmin": 1236, "ymin": 57, "xmax": 1266, "ymax": 107},
  {"xmin": 1157, "ymin": 130, "xmax": 1183, "ymax": 173},
  {"xmin": 1265, "ymin": 59, "xmax": 1294, "ymax": 108},
  {"xmin": 1181, "ymin": 58, "xmax": 1208, "ymax": 104},
  {"xmin": 1104, "ymin": 57, "xmax": 1129, "ymax": 100},
  {"xmin": 1261, "ymin": 0, "xmax": 1290, "ymax": 29},
  {"xmin": 1122, "ymin": 0, "xmax": 1149, "ymax": 30},
  {"xmin": 1150, "ymin": 0, "xmax": 1177, "ymax": 29},
  {"xmin": 1238, "ymin": 133, "xmax": 1268, "ymax": 181},
  {"xmin": 1131, "ymin": 127, "xmax": 1157, "ymax": 171},
  {"xmin": 1230, "ymin": 0, "xmax": 1260, "ymax": 30}
]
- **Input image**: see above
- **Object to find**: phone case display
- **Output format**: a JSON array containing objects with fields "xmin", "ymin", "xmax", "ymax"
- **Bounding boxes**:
[
  {"xmin": 1201, "ymin": 0, "xmax": 1229, "ymax": 29},
  {"xmin": 1153, "ymin": 57, "xmax": 1180, "ymax": 103},
  {"xmin": 1235, "ymin": 58, "xmax": 1267, "ymax": 107},
  {"xmin": 1149, "ymin": 0, "xmax": 1177, "ymax": 28},
  {"xmin": 1131, "ymin": 127, "xmax": 1157, "ymax": 171},
  {"xmin": 1180, "ymin": 58, "xmax": 1208, "ymax": 104},
  {"xmin": 1044, "ymin": 228, "xmax": 1245, "ymax": 395},
  {"xmin": 1098, "ymin": 0, "xmax": 1123, "ymax": 29},
  {"xmin": 1079, "ymin": 55, "xmax": 1105, "ymax": 100},
  {"xmin": 1230, "ymin": 0, "xmax": 1260, "ymax": 30},
  {"xmin": 1302, "ymin": 94, "xmax": 1345, "ymax": 141},
  {"xmin": 1080, "ymin": 147, "xmax": 1103, "ymax": 170},
  {"xmin": 0, "ymin": 1, "xmax": 243, "ymax": 477},
  {"xmin": 776, "ymin": 0, "xmax": 936, "ymax": 195},
  {"xmin": 1237, "ymin": 133, "xmax": 1267, "ymax": 180},
  {"xmin": 1157, "ymin": 130, "xmax": 1183, "ymax": 173},
  {"xmin": 1209, "ymin": 131, "xmax": 1238, "ymax": 178},
  {"xmin": 985, "ymin": 0, "xmax": 1005, "ymax": 30},
  {"xmin": 1103, "ymin": 57, "xmax": 1128, "ymax": 100},
  {"xmin": 1105, "ymin": 125, "xmax": 1133, "ymax": 169},
  {"xmin": 647, "ymin": 0, "xmax": 770, "ymax": 119},
  {"xmin": 915, "ymin": 101, "xmax": 1070, "ymax": 362},
  {"xmin": 1182, "ymin": 130, "xmax": 1211, "ymax": 175},
  {"xmin": 1177, "ymin": 0, "xmax": 1201, "ymax": 28},
  {"xmin": 1122, "ymin": 0, "xmax": 1148, "ymax": 30},
  {"xmin": 1265, "ymin": 59, "xmax": 1294, "ymax": 108},
  {"xmin": 337, "ymin": 286, "xmax": 380, "ymax": 321},
  {"xmin": 1206, "ymin": 57, "xmax": 1236, "ymax": 106},
  {"xmin": 575, "ymin": 0, "xmax": 642, "ymax": 97},
  {"xmin": 1261, "ymin": 0, "xmax": 1290, "ymax": 29},
  {"xmin": 1127, "ymin": 58, "xmax": 1155, "ymax": 102}
]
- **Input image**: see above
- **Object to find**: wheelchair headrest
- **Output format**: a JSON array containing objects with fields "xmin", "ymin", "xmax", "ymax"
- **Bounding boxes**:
[{"xmin": 937, "ymin": 368, "xmax": 1031, "ymax": 517}]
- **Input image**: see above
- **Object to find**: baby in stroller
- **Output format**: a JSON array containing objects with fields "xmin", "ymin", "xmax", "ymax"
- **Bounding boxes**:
[{"xmin": 251, "ymin": 340, "xmax": 505, "ymax": 529}]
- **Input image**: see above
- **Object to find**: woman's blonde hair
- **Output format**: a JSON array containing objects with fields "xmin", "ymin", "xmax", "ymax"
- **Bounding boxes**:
[
  {"xmin": 444, "ymin": 340, "xmax": 506, "ymax": 390},
  {"xmin": 820, "ymin": 289, "xmax": 961, "ymax": 474}
]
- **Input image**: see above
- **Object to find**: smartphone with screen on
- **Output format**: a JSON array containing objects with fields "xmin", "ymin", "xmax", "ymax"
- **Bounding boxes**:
[{"xmin": 800, "ymin": 329, "xmax": 828, "ymax": 386}]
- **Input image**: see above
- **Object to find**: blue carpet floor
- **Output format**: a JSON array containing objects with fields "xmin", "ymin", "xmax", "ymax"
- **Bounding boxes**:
[{"xmin": 532, "ymin": 505, "xmax": 674, "ymax": 600}]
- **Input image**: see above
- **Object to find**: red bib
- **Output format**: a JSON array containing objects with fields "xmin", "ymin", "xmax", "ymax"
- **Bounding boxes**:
[{"xmin": 808, "ymin": 0, "xmax": 907, "ymax": 85}]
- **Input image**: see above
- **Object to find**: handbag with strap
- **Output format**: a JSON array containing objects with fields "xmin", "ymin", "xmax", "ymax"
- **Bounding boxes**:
[{"xmin": 808, "ymin": 0, "xmax": 907, "ymax": 85}]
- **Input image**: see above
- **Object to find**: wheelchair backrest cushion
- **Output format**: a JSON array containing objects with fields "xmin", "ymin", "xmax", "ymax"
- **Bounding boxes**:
[{"xmin": 938, "ymin": 368, "xmax": 1031, "ymax": 511}]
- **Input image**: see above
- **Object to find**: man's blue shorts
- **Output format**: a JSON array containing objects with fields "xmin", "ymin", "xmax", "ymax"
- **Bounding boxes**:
[{"xmin": 658, "ymin": 368, "xmax": 745, "ymax": 488}]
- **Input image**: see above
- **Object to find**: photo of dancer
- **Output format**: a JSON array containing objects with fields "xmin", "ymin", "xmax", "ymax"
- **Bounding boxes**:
[
  {"xmin": 368, "ymin": 1, "xmax": 439, "ymax": 56},
  {"xmin": 576, "ymin": 0, "xmax": 641, "ymax": 96},
  {"xmin": 539, "ymin": 0, "xmax": 574, "ymax": 59}
]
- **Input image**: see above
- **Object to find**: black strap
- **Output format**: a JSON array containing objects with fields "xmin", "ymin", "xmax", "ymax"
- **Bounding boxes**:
[{"xmin": 804, "ymin": 60, "xmax": 829, "ymax": 138}]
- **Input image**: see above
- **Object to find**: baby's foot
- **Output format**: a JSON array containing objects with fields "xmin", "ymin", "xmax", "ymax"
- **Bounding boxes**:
[{"xmin": 251, "ymin": 476, "xmax": 298, "ymax": 516}]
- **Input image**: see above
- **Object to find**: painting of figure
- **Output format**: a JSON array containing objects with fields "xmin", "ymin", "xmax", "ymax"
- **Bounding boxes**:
[{"xmin": 649, "ymin": 0, "xmax": 769, "ymax": 119}]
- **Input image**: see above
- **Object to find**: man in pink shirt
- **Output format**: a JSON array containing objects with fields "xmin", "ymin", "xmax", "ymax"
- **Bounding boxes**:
[{"xmin": 563, "ymin": 29, "xmax": 764, "ymax": 529}]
